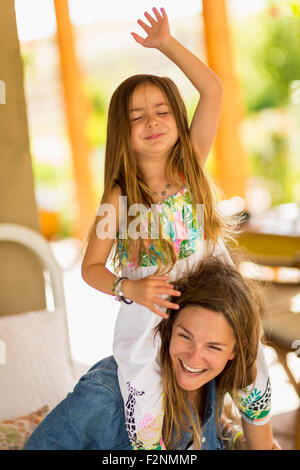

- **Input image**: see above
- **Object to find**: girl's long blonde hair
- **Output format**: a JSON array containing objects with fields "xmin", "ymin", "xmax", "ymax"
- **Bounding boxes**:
[
  {"xmin": 154, "ymin": 254, "xmax": 265, "ymax": 450},
  {"xmin": 80, "ymin": 74, "xmax": 241, "ymax": 273}
]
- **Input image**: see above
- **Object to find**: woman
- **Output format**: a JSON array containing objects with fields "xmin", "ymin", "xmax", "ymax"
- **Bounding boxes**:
[
  {"xmin": 24, "ymin": 255, "xmax": 277, "ymax": 450},
  {"xmin": 155, "ymin": 254, "xmax": 273, "ymax": 449}
]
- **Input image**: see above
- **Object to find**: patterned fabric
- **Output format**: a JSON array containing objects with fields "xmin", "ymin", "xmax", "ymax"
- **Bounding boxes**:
[
  {"xmin": 125, "ymin": 381, "xmax": 166, "ymax": 450},
  {"xmin": 118, "ymin": 183, "xmax": 204, "ymax": 268},
  {"xmin": 238, "ymin": 379, "xmax": 272, "ymax": 423},
  {"xmin": 235, "ymin": 341, "xmax": 272, "ymax": 425},
  {"xmin": 0, "ymin": 405, "xmax": 49, "ymax": 450}
]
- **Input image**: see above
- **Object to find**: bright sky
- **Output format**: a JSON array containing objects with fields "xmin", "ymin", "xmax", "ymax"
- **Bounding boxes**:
[{"xmin": 15, "ymin": 0, "xmax": 267, "ymax": 42}]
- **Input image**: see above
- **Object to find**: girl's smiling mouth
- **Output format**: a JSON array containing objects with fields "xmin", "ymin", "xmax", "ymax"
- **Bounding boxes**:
[{"xmin": 146, "ymin": 133, "xmax": 164, "ymax": 140}]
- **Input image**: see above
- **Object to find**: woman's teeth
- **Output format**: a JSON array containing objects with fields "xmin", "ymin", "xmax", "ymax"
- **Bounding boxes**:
[{"xmin": 180, "ymin": 359, "xmax": 207, "ymax": 375}]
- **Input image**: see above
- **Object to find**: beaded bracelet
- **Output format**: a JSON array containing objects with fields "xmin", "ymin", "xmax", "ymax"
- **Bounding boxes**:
[
  {"xmin": 112, "ymin": 276, "xmax": 127, "ymax": 301},
  {"xmin": 112, "ymin": 276, "xmax": 133, "ymax": 304},
  {"xmin": 221, "ymin": 419, "xmax": 245, "ymax": 450}
]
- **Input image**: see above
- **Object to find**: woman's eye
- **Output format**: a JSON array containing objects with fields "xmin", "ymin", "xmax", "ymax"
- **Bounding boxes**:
[
  {"xmin": 179, "ymin": 334, "xmax": 190, "ymax": 340},
  {"xmin": 209, "ymin": 346, "xmax": 222, "ymax": 351}
]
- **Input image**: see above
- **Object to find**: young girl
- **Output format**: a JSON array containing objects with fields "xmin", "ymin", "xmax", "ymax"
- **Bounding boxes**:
[{"xmin": 81, "ymin": 7, "xmax": 272, "ymax": 450}]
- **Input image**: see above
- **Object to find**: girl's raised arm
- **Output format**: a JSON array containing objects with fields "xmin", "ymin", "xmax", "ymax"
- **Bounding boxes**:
[{"xmin": 131, "ymin": 7, "xmax": 223, "ymax": 166}]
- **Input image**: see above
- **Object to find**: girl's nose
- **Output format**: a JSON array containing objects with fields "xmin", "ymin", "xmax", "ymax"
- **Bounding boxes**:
[{"xmin": 146, "ymin": 115, "xmax": 158, "ymax": 126}]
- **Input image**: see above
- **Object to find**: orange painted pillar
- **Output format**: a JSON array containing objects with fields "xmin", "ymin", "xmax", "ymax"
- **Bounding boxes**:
[
  {"xmin": 53, "ymin": 0, "xmax": 98, "ymax": 239},
  {"xmin": 202, "ymin": 0, "xmax": 248, "ymax": 199}
]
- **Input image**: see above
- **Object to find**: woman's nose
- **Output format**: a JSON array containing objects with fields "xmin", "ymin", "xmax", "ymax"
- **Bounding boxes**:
[{"xmin": 187, "ymin": 347, "xmax": 207, "ymax": 368}]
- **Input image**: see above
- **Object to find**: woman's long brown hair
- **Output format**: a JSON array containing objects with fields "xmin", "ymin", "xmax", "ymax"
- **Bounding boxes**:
[
  {"xmin": 153, "ymin": 254, "xmax": 265, "ymax": 449},
  {"xmin": 80, "ymin": 74, "xmax": 241, "ymax": 272}
]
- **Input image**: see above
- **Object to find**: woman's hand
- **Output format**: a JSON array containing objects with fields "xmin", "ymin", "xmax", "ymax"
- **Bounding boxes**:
[
  {"xmin": 122, "ymin": 275, "xmax": 181, "ymax": 318},
  {"xmin": 131, "ymin": 7, "xmax": 172, "ymax": 50}
]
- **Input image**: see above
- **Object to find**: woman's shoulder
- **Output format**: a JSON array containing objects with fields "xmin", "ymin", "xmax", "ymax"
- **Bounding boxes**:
[
  {"xmin": 76, "ymin": 356, "xmax": 123, "ymax": 404},
  {"xmin": 85, "ymin": 355, "xmax": 118, "ymax": 376}
]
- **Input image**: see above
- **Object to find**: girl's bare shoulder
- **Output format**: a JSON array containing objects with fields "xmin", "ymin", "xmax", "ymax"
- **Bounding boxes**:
[{"xmin": 102, "ymin": 182, "xmax": 123, "ymax": 205}]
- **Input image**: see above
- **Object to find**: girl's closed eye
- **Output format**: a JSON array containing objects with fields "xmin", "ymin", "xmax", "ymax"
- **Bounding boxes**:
[{"xmin": 131, "ymin": 112, "xmax": 169, "ymax": 121}]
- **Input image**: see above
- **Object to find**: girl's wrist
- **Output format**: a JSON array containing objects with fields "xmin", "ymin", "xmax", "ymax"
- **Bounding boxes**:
[
  {"xmin": 221, "ymin": 418, "xmax": 246, "ymax": 450},
  {"xmin": 112, "ymin": 276, "xmax": 133, "ymax": 303},
  {"xmin": 122, "ymin": 278, "xmax": 134, "ymax": 301},
  {"xmin": 157, "ymin": 35, "xmax": 175, "ymax": 53}
]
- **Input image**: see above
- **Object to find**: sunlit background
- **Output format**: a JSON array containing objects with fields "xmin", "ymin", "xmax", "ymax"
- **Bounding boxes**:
[
  {"xmin": 11, "ymin": 0, "xmax": 300, "ymax": 446},
  {"xmin": 14, "ymin": 0, "xmax": 300, "ymax": 236}
]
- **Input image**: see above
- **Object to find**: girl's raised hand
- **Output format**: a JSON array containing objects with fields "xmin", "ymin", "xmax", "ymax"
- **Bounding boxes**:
[
  {"xmin": 123, "ymin": 274, "xmax": 181, "ymax": 319},
  {"xmin": 131, "ymin": 7, "xmax": 171, "ymax": 50}
]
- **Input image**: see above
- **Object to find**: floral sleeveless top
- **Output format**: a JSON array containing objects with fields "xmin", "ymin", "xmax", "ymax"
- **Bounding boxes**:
[{"xmin": 117, "ymin": 174, "xmax": 204, "ymax": 268}]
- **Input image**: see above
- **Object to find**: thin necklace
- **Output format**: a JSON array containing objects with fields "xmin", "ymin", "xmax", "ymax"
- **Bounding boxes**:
[{"xmin": 151, "ymin": 183, "xmax": 172, "ymax": 197}]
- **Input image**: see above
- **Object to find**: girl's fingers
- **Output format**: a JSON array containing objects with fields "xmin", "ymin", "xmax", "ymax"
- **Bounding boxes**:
[
  {"xmin": 151, "ymin": 305, "xmax": 169, "ymax": 319},
  {"xmin": 169, "ymin": 290, "xmax": 182, "ymax": 296},
  {"xmin": 131, "ymin": 32, "xmax": 144, "ymax": 45},
  {"xmin": 156, "ymin": 298, "xmax": 180, "ymax": 310},
  {"xmin": 160, "ymin": 7, "xmax": 167, "ymax": 19},
  {"xmin": 156, "ymin": 286, "xmax": 181, "ymax": 296},
  {"xmin": 152, "ymin": 7, "xmax": 162, "ymax": 21},
  {"xmin": 137, "ymin": 19, "xmax": 151, "ymax": 33},
  {"xmin": 155, "ymin": 281, "xmax": 173, "ymax": 287},
  {"xmin": 144, "ymin": 11, "xmax": 156, "ymax": 26},
  {"xmin": 166, "ymin": 302, "xmax": 180, "ymax": 310}
]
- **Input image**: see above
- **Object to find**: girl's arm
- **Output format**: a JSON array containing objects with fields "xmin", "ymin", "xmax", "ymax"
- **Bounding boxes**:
[
  {"xmin": 241, "ymin": 420, "xmax": 281, "ymax": 450},
  {"xmin": 81, "ymin": 184, "xmax": 181, "ymax": 317},
  {"xmin": 131, "ymin": 7, "xmax": 223, "ymax": 166},
  {"xmin": 221, "ymin": 415, "xmax": 280, "ymax": 450}
]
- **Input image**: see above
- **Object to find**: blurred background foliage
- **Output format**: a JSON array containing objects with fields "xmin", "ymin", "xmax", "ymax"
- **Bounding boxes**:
[
  {"xmin": 235, "ymin": 1, "xmax": 300, "ymax": 112},
  {"xmin": 232, "ymin": 0, "xmax": 300, "ymax": 207}
]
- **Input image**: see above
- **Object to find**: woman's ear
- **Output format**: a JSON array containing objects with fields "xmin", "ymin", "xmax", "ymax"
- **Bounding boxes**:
[{"xmin": 228, "ymin": 350, "xmax": 236, "ymax": 361}]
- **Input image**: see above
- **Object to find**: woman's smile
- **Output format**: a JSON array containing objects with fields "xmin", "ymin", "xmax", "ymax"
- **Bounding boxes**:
[{"xmin": 179, "ymin": 359, "xmax": 208, "ymax": 376}]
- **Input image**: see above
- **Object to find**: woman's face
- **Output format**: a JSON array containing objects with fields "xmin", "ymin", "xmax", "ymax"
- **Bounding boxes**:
[
  {"xmin": 129, "ymin": 83, "xmax": 178, "ymax": 160},
  {"xmin": 169, "ymin": 305, "xmax": 236, "ymax": 392}
]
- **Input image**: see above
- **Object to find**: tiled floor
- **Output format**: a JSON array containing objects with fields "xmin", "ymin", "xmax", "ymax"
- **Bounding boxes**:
[{"xmin": 49, "ymin": 238, "xmax": 300, "ymax": 449}]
